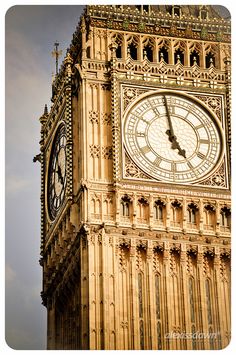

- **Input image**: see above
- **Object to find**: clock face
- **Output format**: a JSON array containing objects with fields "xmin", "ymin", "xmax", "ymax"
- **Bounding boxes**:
[
  {"xmin": 123, "ymin": 92, "xmax": 224, "ymax": 183},
  {"xmin": 47, "ymin": 124, "xmax": 67, "ymax": 220}
]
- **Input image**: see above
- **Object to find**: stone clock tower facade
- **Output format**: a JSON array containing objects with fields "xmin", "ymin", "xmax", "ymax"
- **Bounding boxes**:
[{"xmin": 39, "ymin": 5, "xmax": 231, "ymax": 350}]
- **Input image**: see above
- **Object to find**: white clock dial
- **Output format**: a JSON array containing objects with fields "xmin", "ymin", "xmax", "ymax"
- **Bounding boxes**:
[{"xmin": 123, "ymin": 92, "xmax": 224, "ymax": 183}]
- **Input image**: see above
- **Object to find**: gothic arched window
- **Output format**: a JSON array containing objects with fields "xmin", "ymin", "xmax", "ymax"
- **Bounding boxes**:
[
  {"xmin": 143, "ymin": 46, "xmax": 153, "ymax": 62},
  {"xmin": 172, "ymin": 5, "xmax": 181, "ymax": 17},
  {"xmin": 199, "ymin": 6, "xmax": 208, "ymax": 20},
  {"xmin": 204, "ymin": 204, "xmax": 215, "ymax": 230},
  {"xmin": 121, "ymin": 195, "xmax": 131, "ymax": 218},
  {"xmin": 171, "ymin": 200, "xmax": 182, "ymax": 227},
  {"xmin": 190, "ymin": 50, "xmax": 200, "ymax": 66},
  {"xmin": 159, "ymin": 47, "xmax": 169, "ymax": 63},
  {"xmin": 128, "ymin": 42, "xmax": 138, "ymax": 60},
  {"xmin": 187, "ymin": 203, "xmax": 198, "ymax": 226},
  {"xmin": 220, "ymin": 206, "xmax": 231, "ymax": 230},
  {"xmin": 206, "ymin": 52, "xmax": 215, "ymax": 68},
  {"xmin": 174, "ymin": 48, "xmax": 184, "ymax": 65},
  {"xmin": 154, "ymin": 200, "xmax": 165, "ymax": 224},
  {"xmin": 137, "ymin": 197, "xmax": 149, "ymax": 224}
]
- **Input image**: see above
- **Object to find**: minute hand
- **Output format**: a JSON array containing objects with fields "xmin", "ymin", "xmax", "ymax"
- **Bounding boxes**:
[
  {"xmin": 163, "ymin": 95, "xmax": 186, "ymax": 158},
  {"xmin": 164, "ymin": 95, "xmax": 175, "ymax": 139}
]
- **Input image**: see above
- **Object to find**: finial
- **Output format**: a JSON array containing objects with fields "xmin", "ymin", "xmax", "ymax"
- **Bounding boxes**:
[
  {"xmin": 176, "ymin": 54, "xmax": 180, "ymax": 63},
  {"xmin": 44, "ymin": 104, "xmax": 48, "ymax": 116},
  {"xmin": 193, "ymin": 56, "xmax": 197, "ymax": 65},
  {"xmin": 160, "ymin": 52, "xmax": 164, "ymax": 61},
  {"xmin": 143, "ymin": 50, "xmax": 147, "ymax": 60},
  {"xmin": 209, "ymin": 57, "xmax": 214, "ymax": 66},
  {"xmin": 51, "ymin": 42, "xmax": 62, "ymax": 75}
]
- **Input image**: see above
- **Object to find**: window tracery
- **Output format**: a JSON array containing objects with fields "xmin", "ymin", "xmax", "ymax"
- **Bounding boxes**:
[
  {"xmin": 142, "ymin": 37, "xmax": 155, "ymax": 62},
  {"xmin": 153, "ymin": 200, "xmax": 165, "ymax": 224},
  {"xmin": 220, "ymin": 206, "xmax": 231, "ymax": 231},
  {"xmin": 137, "ymin": 197, "xmax": 149, "ymax": 224},
  {"xmin": 127, "ymin": 35, "xmax": 139, "ymax": 60},
  {"xmin": 203, "ymin": 204, "xmax": 216, "ymax": 231},
  {"xmin": 121, "ymin": 195, "xmax": 131, "ymax": 218},
  {"xmin": 171, "ymin": 200, "xmax": 182, "ymax": 228}
]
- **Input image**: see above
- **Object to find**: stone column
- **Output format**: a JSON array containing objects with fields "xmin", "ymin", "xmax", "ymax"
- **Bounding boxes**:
[
  {"xmin": 47, "ymin": 298, "xmax": 56, "ymax": 349},
  {"xmin": 146, "ymin": 240, "xmax": 155, "ymax": 349},
  {"xmin": 163, "ymin": 242, "xmax": 171, "ymax": 349},
  {"xmin": 129, "ymin": 239, "xmax": 139, "ymax": 349},
  {"xmin": 196, "ymin": 247, "xmax": 207, "ymax": 350},
  {"xmin": 180, "ymin": 245, "xmax": 189, "ymax": 349},
  {"xmin": 213, "ymin": 249, "xmax": 222, "ymax": 349}
]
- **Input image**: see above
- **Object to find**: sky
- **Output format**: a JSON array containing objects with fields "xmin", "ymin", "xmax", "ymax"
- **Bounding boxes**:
[
  {"xmin": 5, "ymin": 4, "xmax": 84, "ymax": 350},
  {"xmin": 3, "ymin": 1, "xmax": 234, "ymax": 353}
]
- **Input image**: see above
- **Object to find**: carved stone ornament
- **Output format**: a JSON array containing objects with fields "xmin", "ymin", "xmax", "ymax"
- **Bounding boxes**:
[
  {"xmin": 122, "ymin": 86, "xmax": 150, "ymax": 111},
  {"xmin": 195, "ymin": 94, "xmax": 222, "ymax": 121},
  {"xmin": 200, "ymin": 161, "xmax": 226, "ymax": 188},
  {"xmin": 124, "ymin": 153, "xmax": 151, "ymax": 180},
  {"xmin": 89, "ymin": 144, "xmax": 100, "ymax": 158}
]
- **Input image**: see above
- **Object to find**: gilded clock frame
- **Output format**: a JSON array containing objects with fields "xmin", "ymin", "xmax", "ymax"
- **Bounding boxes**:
[{"xmin": 119, "ymin": 83, "xmax": 229, "ymax": 189}]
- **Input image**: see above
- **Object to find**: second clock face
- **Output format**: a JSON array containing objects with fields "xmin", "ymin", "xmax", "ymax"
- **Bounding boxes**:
[
  {"xmin": 123, "ymin": 91, "xmax": 224, "ymax": 183},
  {"xmin": 48, "ymin": 124, "xmax": 67, "ymax": 220}
]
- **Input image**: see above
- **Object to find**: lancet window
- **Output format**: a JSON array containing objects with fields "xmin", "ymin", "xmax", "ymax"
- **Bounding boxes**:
[
  {"xmin": 143, "ymin": 37, "xmax": 155, "ymax": 62},
  {"xmin": 137, "ymin": 197, "xmax": 149, "ymax": 223},
  {"xmin": 121, "ymin": 195, "xmax": 131, "ymax": 218},
  {"xmin": 187, "ymin": 202, "xmax": 198, "ymax": 226},
  {"xmin": 127, "ymin": 36, "xmax": 139, "ymax": 60},
  {"xmin": 203, "ymin": 204, "xmax": 215, "ymax": 230},
  {"xmin": 171, "ymin": 200, "xmax": 182, "ymax": 227},
  {"xmin": 154, "ymin": 200, "xmax": 165, "ymax": 223},
  {"xmin": 220, "ymin": 206, "xmax": 231, "ymax": 231}
]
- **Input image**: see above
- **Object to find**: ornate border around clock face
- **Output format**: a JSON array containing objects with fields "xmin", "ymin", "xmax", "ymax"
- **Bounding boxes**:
[{"xmin": 120, "ymin": 84, "xmax": 229, "ymax": 189}]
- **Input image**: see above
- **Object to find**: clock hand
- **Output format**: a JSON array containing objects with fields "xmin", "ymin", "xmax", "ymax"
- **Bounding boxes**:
[
  {"xmin": 171, "ymin": 139, "xmax": 186, "ymax": 158},
  {"xmin": 57, "ymin": 164, "xmax": 64, "ymax": 185},
  {"xmin": 163, "ymin": 95, "xmax": 176, "ymax": 141},
  {"xmin": 163, "ymin": 95, "xmax": 186, "ymax": 158}
]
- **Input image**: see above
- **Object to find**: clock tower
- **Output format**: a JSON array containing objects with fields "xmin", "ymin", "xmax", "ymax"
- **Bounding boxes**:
[{"xmin": 39, "ymin": 5, "xmax": 231, "ymax": 350}]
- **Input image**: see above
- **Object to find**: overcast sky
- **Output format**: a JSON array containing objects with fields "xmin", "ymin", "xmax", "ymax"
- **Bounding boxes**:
[
  {"xmin": 3, "ymin": 1, "xmax": 234, "ymax": 352},
  {"xmin": 5, "ymin": 5, "xmax": 84, "ymax": 350}
]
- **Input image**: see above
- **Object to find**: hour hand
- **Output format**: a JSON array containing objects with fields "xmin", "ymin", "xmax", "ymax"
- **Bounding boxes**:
[
  {"xmin": 57, "ymin": 164, "xmax": 64, "ymax": 185},
  {"xmin": 171, "ymin": 137, "xmax": 186, "ymax": 158}
]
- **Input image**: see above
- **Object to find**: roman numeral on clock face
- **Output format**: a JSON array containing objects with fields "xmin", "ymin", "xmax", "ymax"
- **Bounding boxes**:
[
  {"xmin": 154, "ymin": 156, "xmax": 162, "ymax": 166},
  {"xmin": 199, "ymin": 139, "xmax": 209, "ymax": 144},
  {"xmin": 197, "ymin": 152, "xmax": 206, "ymax": 160},
  {"xmin": 171, "ymin": 162, "xmax": 177, "ymax": 172},
  {"xmin": 136, "ymin": 132, "xmax": 145, "ymax": 137},
  {"xmin": 141, "ymin": 145, "xmax": 151, "ymax": 154}
]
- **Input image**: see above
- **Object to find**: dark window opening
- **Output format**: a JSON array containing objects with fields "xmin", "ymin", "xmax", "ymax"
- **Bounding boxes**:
[
  {"xmin": 167, "ymin": 6, "xmax": 172, "ymax": 15},
  {"xmin": 116, "ymin": 45, "xmax": 122, "ymax": 59},
  {"xmin": 128, "ymin": 43, "xmax": 138, "ymax": 60},
  {"xmin": 144, "ymin": 46, "xmax": 153, "ymax": 62},
  {"xmin": 190, "ymin": 50, "xmax": 200, "ymax": 66},
  {"xmin": 174, "ymin": 49, "xmax": 184, "ymax": 65},
  {"xmin": 135, "ymin": 5, "xmax": 141, "ymax": 11},
  {"xmin": 173, "ymin": 6, "xmax": 180, "ymax": 17},
  {"xmin": 143, "ymin": 5, "xmax": 149, "ymax": 13},
  {"xmin": 159, "ymin": 47, "xmax": 168, "ymax": 63},
  {"xmin": 86, "ymin": 46, "xmax": 91, "ymax": 59},
  {"xmin": 200, "ymin": 10, "xmax": 207, "ymax": 20},
  {"xmin": 206, "ymin": 53, "xmax": 215, "ymax": 68}
]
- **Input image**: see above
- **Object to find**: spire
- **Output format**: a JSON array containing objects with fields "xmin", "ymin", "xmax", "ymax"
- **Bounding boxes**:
[
  {"xmin": 51, "ymin": 42, "xmax": 62, "ymax": 76},
  {"xmin": 44, "ymin": 104, "xmax": 48, "ymax": 115},
  {"xmin": 39, "ymin": 103, "xmax": 49, "ymax": 125}
]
